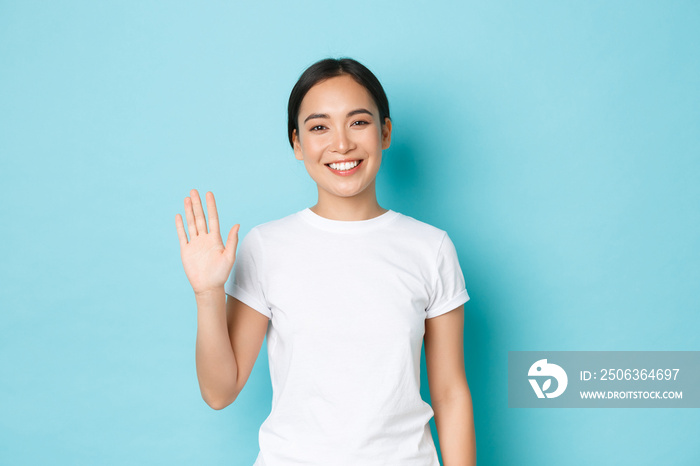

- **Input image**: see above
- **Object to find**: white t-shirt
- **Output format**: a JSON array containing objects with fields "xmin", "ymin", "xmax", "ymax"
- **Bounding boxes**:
[{"xmin": 225, "ymin": 208, "xmax": 469, "ymax": 466}]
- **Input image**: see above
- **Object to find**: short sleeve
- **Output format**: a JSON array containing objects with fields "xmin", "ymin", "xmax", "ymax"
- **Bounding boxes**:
[
  {"xmin": 224, "ymin": 228, "xmax": 271, "ymax": 319},
  {"xmin": 425, "ymin": 232, "xmax": 470, "ymax": 319}
]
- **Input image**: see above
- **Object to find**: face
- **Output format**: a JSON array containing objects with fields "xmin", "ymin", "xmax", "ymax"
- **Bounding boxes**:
[{"xmin": 292, "ymin": 75, "xmax": 392, "ymax": 204}]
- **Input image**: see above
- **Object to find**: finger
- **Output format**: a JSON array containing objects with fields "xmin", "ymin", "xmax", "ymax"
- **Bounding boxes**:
[
  {"xmin": 175, "ymin": 213, "xmax": 188, "ymax": 246},
  {"xmin": 206, "ymin": 192, "xmax": 220, "ymax": 236},
  {"xmin": 190, "ymin": 189, "xmax": 208, "ymax": 235},
  {"xmin": 184, "ymin": 196, "xmax": 198, "ymax": 238},
  {"xmin": 224, "ymin": 224, "xmax": 240, "ymax": 263}
]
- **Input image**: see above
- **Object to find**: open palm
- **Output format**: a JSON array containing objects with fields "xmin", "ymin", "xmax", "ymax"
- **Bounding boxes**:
[{"xmin": 175, "ymin": 189, "xmax": 240, "ymax": 295}]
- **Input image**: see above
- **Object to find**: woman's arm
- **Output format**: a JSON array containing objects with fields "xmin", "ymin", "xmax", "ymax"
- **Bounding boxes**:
[
  {"xmin": 176, "ymin": 189, "xmax": 268, "ymax": 409},
  {"xmin": 195, "ymin": 292, "xmax": 268, "ymax": 409},
  {"xmin": 424, "ymin": 305, "xmax": 476, "ymax": 466}
]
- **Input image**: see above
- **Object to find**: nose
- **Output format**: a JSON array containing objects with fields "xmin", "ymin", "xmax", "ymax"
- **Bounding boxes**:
[{"xmin": 330, "ymin": 127, "xmax": 354, "ymax": 154}]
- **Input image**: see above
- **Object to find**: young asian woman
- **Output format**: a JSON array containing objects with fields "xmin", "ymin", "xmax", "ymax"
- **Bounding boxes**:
[{"xmin": 175, "ymin": 58, "xmax": 476, "ymax": 466}]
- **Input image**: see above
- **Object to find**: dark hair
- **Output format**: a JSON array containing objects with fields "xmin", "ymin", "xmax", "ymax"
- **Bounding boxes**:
[{"xmin": 287, "ymin": 57, "xmax": 391, "ymax": 147}]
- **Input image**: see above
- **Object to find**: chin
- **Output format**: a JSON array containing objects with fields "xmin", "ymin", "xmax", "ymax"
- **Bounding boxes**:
[
  {"xmin": 327, "ymin": 191, "xmax": 361, "ymax": 199},
  {"xmin": 318, "ymin": 185, "xmax": 363, "ymax": 198}
]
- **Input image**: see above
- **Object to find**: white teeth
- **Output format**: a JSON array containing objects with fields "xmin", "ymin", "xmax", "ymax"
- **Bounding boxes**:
[{"xmin": 329, "ymin": 160, "xmax": 360, "ymax": 171}]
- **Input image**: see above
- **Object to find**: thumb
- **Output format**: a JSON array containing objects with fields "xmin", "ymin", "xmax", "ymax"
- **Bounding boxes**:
[{"xmin": 224, "ymin": 224, "xmax": 240, "ymax": 263}]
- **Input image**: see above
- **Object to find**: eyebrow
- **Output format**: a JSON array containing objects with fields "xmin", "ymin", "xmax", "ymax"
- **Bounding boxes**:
[{"xmin": 303, "ymin": 108, "xmax": 374, "ymax": 124}]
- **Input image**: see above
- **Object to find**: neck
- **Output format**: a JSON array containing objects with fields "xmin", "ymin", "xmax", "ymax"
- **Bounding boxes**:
[{"xmin": 311, "ymin": 183, "xmax": 387, "ymax": 221}]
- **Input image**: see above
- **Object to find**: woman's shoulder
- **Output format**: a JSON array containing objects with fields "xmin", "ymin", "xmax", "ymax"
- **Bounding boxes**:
[
  {"xmin": 391, "ymin": 211, "xmax": 449, "ymax": 241},
  {"xmin": 245, "ymin": 210, "xmax": 305, "ymax": 237}
]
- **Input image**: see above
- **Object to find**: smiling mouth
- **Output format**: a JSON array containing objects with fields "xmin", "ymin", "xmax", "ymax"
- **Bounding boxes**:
[{"xmin": 326, "ymin": 160, "xmax": 362, "ymax": 171}]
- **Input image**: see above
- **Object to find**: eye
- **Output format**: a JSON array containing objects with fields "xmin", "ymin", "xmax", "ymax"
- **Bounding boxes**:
[
  {"xmin": 309, "ymin": 125, "xmax": 326, "ymax": 132},
  {"xmin": 351, "ymin": 120, "xmax": 370, "ymax": 127}
]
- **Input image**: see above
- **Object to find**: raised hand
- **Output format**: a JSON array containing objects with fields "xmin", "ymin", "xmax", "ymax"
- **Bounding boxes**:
[{"xmin": 175, "ymin": 189, "xmax": 240, "ymax": 295}]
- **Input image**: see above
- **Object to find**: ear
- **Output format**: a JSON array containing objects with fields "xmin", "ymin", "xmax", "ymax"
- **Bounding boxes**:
[
  {"xmin": 292, "ymin": 129, "xmax": 303, "ymax": 160},
  {"xmin": 381, "ymin": 118, "xmax": 392, "ymax": 150}
]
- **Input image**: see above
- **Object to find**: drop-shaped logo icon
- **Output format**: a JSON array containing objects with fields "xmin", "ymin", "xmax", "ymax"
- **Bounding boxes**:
[{"xmin": 528, "ymin": 359, "xmax": 568, "ymax": 398}]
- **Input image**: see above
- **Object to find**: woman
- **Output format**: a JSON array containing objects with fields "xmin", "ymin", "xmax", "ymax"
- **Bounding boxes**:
[{"xmin": 176, "ymin": 58, "xmax": 476, "ymax": 465}]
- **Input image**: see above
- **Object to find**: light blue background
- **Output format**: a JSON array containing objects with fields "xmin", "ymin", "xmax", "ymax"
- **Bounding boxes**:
[{"xmin": 1, "ymin": 1, "xmax": 698, "ymax": 465}]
